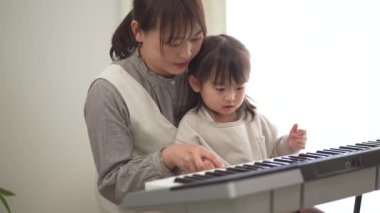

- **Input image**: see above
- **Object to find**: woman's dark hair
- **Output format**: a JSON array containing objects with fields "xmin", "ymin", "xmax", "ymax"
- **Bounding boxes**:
[
  {"xmin": 184, "ymin": 34, "xmax": 256, "ymax": 120},
  {"xmin": 110, "ymin": 0, "xmax": 206, "ymax": 61}
]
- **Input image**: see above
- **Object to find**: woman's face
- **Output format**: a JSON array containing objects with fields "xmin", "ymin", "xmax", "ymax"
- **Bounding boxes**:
[{"xmin": 137, "ymin": 24, "xmax": 204, "ymax": 77}]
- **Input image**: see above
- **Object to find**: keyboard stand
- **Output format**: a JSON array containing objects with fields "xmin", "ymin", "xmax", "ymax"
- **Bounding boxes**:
[{"xmin": 353, "ymin": 195, "xmax": 362, "ymax": 213}]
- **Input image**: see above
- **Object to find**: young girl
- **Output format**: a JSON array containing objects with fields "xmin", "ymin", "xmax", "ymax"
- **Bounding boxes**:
[
  {"xmin": 84, "ymin": 0, "xmax": 224, "ymax": 210},
  {"xmin": 176, "ymin": 34, "xmax": 307, "ymax": 167}
]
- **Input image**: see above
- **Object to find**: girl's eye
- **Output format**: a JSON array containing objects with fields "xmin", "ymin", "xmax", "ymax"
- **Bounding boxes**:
[{"xmin": 215, "ymin": 87, "xmax": 225, "ymax": 92}]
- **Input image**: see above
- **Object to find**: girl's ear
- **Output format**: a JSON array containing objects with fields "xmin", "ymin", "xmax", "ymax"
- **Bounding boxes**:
[
  {"xmin": 131, "ymin": 20, "xmax": 143, "ymax": 42},
  {"xmin": 188, "ymin": 75, "xmax": 201, "ymax": 92}
]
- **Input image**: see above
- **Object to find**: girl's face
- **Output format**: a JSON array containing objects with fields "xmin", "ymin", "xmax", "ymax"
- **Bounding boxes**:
[
  {"xmin": 136, "ymin": 23, "xmax": 204, "ymax": 77},
  {"xmin": 190, "ymin": 72, "xmax": 247, "ymax": 123}
]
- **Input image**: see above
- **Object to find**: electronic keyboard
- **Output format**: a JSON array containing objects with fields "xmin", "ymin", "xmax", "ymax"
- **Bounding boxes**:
[
  {"xmin": 146, "ymin": 140, "xmax": 380, "ymax": 191},
  {"xmin": 121, "ymin": 140, "xmax": 380, "ymax": 213}
]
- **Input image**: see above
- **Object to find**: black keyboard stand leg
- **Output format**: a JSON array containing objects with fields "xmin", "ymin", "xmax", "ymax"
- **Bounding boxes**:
[{"xmin": 353, "ymin": 195, "xmax": 362, "ymax": 213}]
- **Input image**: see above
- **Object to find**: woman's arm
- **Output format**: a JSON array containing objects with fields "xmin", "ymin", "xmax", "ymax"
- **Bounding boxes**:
[{"xmin": 84, "ymin": 79, "xmax": 173, "ymax": 204}]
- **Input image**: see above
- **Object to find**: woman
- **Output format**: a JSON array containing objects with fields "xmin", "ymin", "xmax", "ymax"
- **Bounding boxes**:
[{"xmin": 84, "ymin": 0, "xmax": 224, "ymax": 210}]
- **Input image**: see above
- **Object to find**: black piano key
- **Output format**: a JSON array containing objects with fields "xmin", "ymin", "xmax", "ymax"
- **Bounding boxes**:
[
  {"xmin": 241, "ymin": 164, "xmax": 264, "ymax": 170},
  {"xmin": 309, "ymin": 152, "xmax": 330, "ymax": 157},
  {"xmin": 323, "ymin": 148, "xmax": 345, "ymax": 153},
  {"xmin": 192, "ymin": 174, "xmax": 213, "ymax": 180},
  {"xmin": 346, "ymin": 144, "xmax": 370, "ymax": 150},
  {"xmin": 254, "ymin": 162, "xmax": 277, "ymax": 167},
  {"xmin": 227, "ymin": 167, "xmax": 250, "ymax": 173},
  {"xmin": 296, "ymin": 154, "xmax": 316, "ymax": 160},
  {"xmin": 288, "ymin": 155, "xmax": 310, "ymax": 161},
  {"xmin": 316, "ymin": 150, "xmax": 341, "ymax": 155},
  {"xmin": 281, "ymin": 156, "xmax": 303, "ymax": 162},
  {"xmin": 274, "ymin": 158, "xmax": 295, "ymax": 164},
  {"xmin": 263, "ymin": 160, "xmax": 289, "ymax": 166},
  {"xmin": 205, "ymin": 171, "xmax": 224, "ymax": 177},
  {"xmin": 362, "ymin": 141, "xmax": 380, "ymax": 146},
  {"xmin": 329, "ymin": 148, "xmax": 354, "ymax": 153},
  {"xmin": 235, "ymin": 165, "xmax": 257, "ymax": 171},
  {"xmin": 251, "ymin": 163, "xmax": 271, "ymax": 169},
  {"xmin": 213, "ymin": 169, "xmax": 236, "ymax": 175},
  {"xmin": 299, "ymin": 153, "xmax": 322, "ymax": 159},
  {"xmin": 355, "ymin": 143, "xmax": 377, "ymax": 148},
  {"xmin": 188, "ymin": 174, "xmax": 208, "ymax": 180},
  {"xmin": 174, "ymin": 176, "xmax": 197, "ymax": 184},
  {"xmin": 339, "ymin": 146, "xmax": 365, "ymax": 151}
]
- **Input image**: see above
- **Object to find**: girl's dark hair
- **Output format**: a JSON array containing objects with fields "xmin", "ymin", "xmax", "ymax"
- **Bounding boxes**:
[
  {"xmin": 184, "ymin": 34, "xmax": 256, "ymax": 120},
  {"xmin": 110, "ymin": 0, "xmax": 206, "ymax": 61}
]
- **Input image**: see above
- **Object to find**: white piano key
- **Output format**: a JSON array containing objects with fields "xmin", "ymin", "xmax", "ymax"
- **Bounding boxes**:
[{"xmin": 145, "ymin": 176, "xmax": 180, "ymax": 191}]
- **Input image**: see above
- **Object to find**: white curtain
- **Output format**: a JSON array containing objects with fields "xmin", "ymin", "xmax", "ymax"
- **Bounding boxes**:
[{"xmin": 226, "ymin": 1, "xmax": 380, "ymax": 212}]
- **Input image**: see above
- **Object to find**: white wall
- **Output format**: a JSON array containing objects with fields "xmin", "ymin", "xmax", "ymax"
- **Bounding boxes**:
[
  {"xmin": 0, "ymin": 0, "xmax": 121, "ymax": 212},
  {"xmin": 0, "ymin": 1, "xmax": 227, "ymax": 212},
  {"xmin": 227, "ymin": 0, "xmax": 380, "ymax": 212},
  {"xmin": 203, "ymin": 0, "xmax": 226, "ymax": 35},
  {"xmin": 120, "ymin": 0, "xmax": 226, "ymax": 35}
]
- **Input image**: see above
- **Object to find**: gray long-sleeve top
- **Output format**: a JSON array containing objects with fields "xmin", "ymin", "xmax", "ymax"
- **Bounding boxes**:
[{"xmin": 84, "ymin": 52, "xmax": 189, "ymax": 204}]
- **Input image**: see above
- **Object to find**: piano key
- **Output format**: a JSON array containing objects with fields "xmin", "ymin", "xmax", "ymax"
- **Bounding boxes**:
[
  {"xmin": 346, "ymin": 144, "xmax": 371, "ymax": 150},
  {"xmin": 174, "ymin": 176, "xmax": 196, "ymax": 184},
  {"xmin": 329, "ymin": 148, "xmax": 355, "ymax": 153},
  {"xmin": 261, "ymin": 161, "xmax": 286, "ymax": 166},
  {"xmin": 254, "ymin": 162, "xmax": 278, "ymax": 168},
  {"xmin": 214, "ymin": 169, "xmax": 236, "ymax": 175},
  {"xmin": 187, "ymin": 175, "xmax": 208, "ymax": 180},
  {"xmin": 205, "ymin": 171, "xmax": 224, "ymax": 177},
  {"xmin": 362, "ymin": 141, "xmax": 380, "ymax": 146},
  {"xmin": 241, "ymin": 164, "xmax": 265, "ymax": 170},
  {"xmin": 288, "ymin": 155, "xmax": 310, "ymax": 161},
  {"xmin": 339, "ymin": 146, "xmax": 366, "ymax": 151},
  {"xmin": 235, "ymin": 165, "xmax": 256, "ymax": 171},
  {"xmin": 299, "ymin": 153, "xmax": 323, "ymax": 159},
  {"xmin": 263, "ymin": 160, "xmax": 289, "ymax": 166},
  {"xmin": 274, "ymin": 158, "xmax": 295, "ymax": 164},
  {"xmin": 282, "ymin": 156, "xmax": 304, "ymax": 162},
  {"xmin": 316, "ymin": 150, "xmax": 341, "ymax": 155},
  {"xmin": 322, "ymin": 148, "xmax": 345, "ymax": 154},
  {"xmin": 227, "ymin": 167, "xmax": 250, "ymax": 173},
  {"xmin": 308, "ymin": 152, "xmax": 331, "ymax": 157},
  {"xmin": 192, "ymin": 174, "xmax": 213, "ymax": 180},
  {"xmin": 355, "ymin": 143, "xmax": 378, "ymax": 148}
]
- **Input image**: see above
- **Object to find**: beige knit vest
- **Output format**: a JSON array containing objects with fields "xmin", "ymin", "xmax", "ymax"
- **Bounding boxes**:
[{"xmin": 98, "ymin": 64, "xmax": 177, "ymax": 156}]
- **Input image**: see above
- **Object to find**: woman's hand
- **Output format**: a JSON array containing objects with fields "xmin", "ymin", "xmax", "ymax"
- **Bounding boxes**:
[
  {"xmin": 161, "ymin": 143, "xmax": 224, "ymax": 173},
  {"xmin": 287, "ymin": 123, "xmax": 307, "ymax": 151}
]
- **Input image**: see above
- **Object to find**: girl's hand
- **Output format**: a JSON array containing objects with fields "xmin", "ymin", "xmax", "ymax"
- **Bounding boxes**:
[
  {"xmin": 161, "ymin": 143, "xmax": 224, "ymax": 173},
  {"xmin": 287, "ymin": 123, "xmax": 307, "ymax": 151}
]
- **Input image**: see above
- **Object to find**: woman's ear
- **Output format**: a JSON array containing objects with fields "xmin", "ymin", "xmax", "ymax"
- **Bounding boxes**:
[
  {"xmin": 131, "ymin": 20, "xmax": 143, "ymax": 42},
  {"xmin": 188, "ymin": 75, "xmax": 201, "ymax": 92}
]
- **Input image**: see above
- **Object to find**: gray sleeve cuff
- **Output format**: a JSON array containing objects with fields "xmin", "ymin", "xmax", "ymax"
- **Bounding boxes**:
[{"xmin": 152, "ymin": 150, "xmax": 174, "ymax": 177}]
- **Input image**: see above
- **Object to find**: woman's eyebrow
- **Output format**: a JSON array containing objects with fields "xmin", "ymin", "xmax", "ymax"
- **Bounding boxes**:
[
  {"xmin": 192, "ymin": 30, "xmax": 203, "ymax": 36},
  {"xmin": 172, "ymin": 29, "xmax": 203, "ymax": 40}
]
